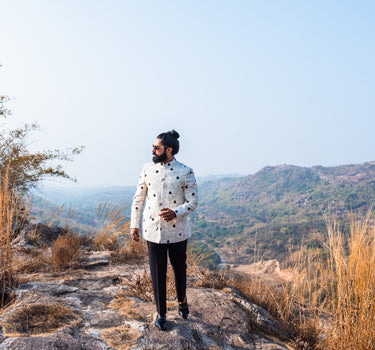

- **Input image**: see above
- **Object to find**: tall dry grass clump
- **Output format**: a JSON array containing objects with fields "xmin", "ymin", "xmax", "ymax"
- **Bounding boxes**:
[
  {"xmin": 110, "ymin": 235, "xmax": 148, "ymax": 264},
  {"xmin": 0, "ymin": 169, "xmax": 20, "ymax": 307},
  {"xmin": 94, "ymin": 202, "xmax": 129, "ymax": 251},
  {"xmin": 51, "ymin": 233, "xmax": 80, "ymax": 270},
  {"xmin": 316, "ymin": 213, "xmax": 375, "ymax": 350}
]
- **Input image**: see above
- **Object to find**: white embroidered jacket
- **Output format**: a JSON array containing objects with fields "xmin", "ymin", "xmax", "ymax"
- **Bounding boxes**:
[{"xmin": 130, "ymin": 158, "xmax": 198, "ymax": 244}]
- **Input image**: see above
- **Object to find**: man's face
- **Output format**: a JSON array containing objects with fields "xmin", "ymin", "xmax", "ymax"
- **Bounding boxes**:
[{"xmin": 152, "ymin": 138, "xmax": 168, "ymax": 163}]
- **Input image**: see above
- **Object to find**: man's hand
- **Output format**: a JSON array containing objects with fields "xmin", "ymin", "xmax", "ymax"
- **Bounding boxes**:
[
  {"xmin": 159, "ymin": 208, "xmax": 176, "ymax": 222},
  {"xmin": 130, "ymin": 228, "xmax": 140, "ymax": 242}
]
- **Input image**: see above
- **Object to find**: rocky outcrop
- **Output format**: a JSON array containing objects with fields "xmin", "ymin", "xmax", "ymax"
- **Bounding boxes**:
[
  {"xmin": 12, "ymin": 223, "xmax": 67, "ymax": 249},
  {"xmin": 0, "ymin": 252, "xmax": 290, "ymax": 349}
]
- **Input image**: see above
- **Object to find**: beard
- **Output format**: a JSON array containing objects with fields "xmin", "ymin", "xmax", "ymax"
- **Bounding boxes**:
[{"xmin": 152, "ymin": 150, "xmax": 167, "ymax": 163}]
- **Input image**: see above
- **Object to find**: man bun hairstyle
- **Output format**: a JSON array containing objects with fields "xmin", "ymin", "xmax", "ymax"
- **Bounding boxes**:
[{"xmin": 157, "ymin": 129, "xmax": 180, "ymax": 155}]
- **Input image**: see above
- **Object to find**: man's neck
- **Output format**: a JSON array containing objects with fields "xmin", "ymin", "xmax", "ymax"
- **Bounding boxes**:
[{"xmin": 163, "ymin": 156, "xmax": 174, "ymax": 164}]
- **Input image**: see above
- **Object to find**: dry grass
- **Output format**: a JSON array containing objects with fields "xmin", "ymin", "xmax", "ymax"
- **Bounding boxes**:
[
  {"xmin": 14, "ymin": 249, "xmax": 51, "ymax": 274},
  {"xmin": 110, "ymin": 236, "xmax": 148, "ymax": 264},
  {"xmin": 195, "ymin": 269, "xmax": 229, "ymax": 290},
  {"xmin": 1, "ymin": 302, "xmax": 81, "ymax": 336},
  {"xmin": 25, "ymin": 226, "xmax": 42, "ymax": 247},
  {"xmin": 0, "ymin": 169, "xmax": 20, "ymax": 308},
  {"xmin": 121, "ymin": 268, "xmax": 176, "ymax": 302},
  {"xmin": 94, "ymin": 202, "xmax": 130, "ymax": 251},
  {"xmin": 194, "ymin": 213, "xmax": 375, "ymax": 350},
  {"xmin": 51, "ymin": 233, "xmax": 81, "ymax": 270},
  {"xmin": 77, "ymin": 233, "xmax": 94, "ymax": 247},
  {"xmin": 315, "ymin": 213, "xmax": 375, "ymax": 350},
  {"xmin": 186, "ymin": 239, "xmax": 215, "ymax": 275},
  {"xmin": 101, "ymin": 324, "xmax": 141, "ymax": 350},
  {"xmin": 109, "ymin": 291, "xmax": 145, "ymax": 321}
]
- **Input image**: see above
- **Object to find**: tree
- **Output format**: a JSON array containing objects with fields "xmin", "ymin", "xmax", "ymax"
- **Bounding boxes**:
[{"xmin": 0, "ymin": 95, "xmax": 84, "ymax": 194}]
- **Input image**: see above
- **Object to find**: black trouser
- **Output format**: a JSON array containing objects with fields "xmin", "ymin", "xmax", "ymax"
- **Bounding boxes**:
[{"xmin": 147, "ymin": 239, "xmax": 188, "ymax": 316}]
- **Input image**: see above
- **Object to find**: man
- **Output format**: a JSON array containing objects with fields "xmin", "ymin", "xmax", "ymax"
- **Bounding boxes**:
[{"xmin": 130, "ymin": 130, "xmax": 198, "ymax": 331}]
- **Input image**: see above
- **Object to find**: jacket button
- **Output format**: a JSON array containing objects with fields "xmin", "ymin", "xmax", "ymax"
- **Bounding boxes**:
[{"xmin": 167, "ymin": 240, "xmax": 170, "ymax": 243}]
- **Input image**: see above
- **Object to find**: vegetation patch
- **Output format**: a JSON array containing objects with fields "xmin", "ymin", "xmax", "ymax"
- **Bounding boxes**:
[
  {"xmin": 1, "ymin": 303, "xmax": 81, "ymax": 336},
  {"xmin": 109, "ymin": 291, "xmax": 145, "ymax": 321},
  {"xmin": 121, "ymin": 268, "xmax": 176, "ymax": 302},
  {"xmin": 51, "ymin": 233, "xmax": 81, "ymax": 270},
  {"xmin": 101, "ymin": 324, "xmax": 141, "ymax": 350},
  {"xmin": 110, "ymin": 238, "xmax": 147, "ymax": 264},
  {"xmin": 15, "ymin": 249, "xmax": 51, "ymax": 273}
]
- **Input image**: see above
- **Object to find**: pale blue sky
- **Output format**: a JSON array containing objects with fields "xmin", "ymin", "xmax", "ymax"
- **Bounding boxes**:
[{"xmin": 0, "ymin": 1, "xmax": 374, "ymax": 187}]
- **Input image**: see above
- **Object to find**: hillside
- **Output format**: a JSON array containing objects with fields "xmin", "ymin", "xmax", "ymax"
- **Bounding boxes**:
[
  {"xmin": 192, "ymin": 161, "xmax": 375, "ymax": 264},
  {"xmin": 32, "ymin": 162, "xmax": 375, "ymax": 266}
]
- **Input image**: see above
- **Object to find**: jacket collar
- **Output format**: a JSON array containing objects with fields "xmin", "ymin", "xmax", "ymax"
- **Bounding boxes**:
[{"xmin": 157, "ymin": 158, "xmax": 177, "ymax": 167}]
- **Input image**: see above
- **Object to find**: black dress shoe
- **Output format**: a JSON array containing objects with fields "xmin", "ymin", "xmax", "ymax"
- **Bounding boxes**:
[
  {"xmin": 155, "ymin": 315, "xmax": 167, "ymax": 331},
  {"xmin": 178, "ymin": 303, "xmax": 189, "ymax": 319}
]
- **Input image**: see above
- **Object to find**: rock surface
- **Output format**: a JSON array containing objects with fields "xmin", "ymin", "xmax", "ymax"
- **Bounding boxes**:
[
  {"xmin": 12, "ymin": 223, "xmax": 67, "ymax": 249},
  {"xmin": 0, "ymin": 252, "xmax": 291, "ymax": 349}
]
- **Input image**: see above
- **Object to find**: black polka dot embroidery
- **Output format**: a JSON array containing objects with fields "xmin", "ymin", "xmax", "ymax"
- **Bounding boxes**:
[
  {"xmin": 160, "ymin": 203, "xmax": 162, "ymax": 206},
  {"xmin": 141, "ymin": 186, "xmax": 144, "ymax": 189},
  {"xmin": 148, "ymin": 183, "xmax": 151, "ymax": 186},
  {"xmin": 174, "ymin": 200, "xmax": 176, "ymax": 204},
  {"xmin": 168, "ymin": 163, "xmax": 171, "ymax": 166},
  {"xmin": 170, "ymin": 168, "xmax": 173, "ymax": 171},
  {"xmin": 176, "ymin": 176, "xmax": 179, "ymax": 179},
  {"xmin": 188, "ymin": 208, "xmax": 191, "ymax": 211},
  {"xmin": 135, "ymin": 207, "xmax": 138, "ymax": 210},
  {"xmin": 192, "ymin": 193, "xmax": 195, "ymax": 196},
  {"xmin": 169, "ymin": 191, "xmax": 172, "ymax": 194},
  {"xmin": 153, "ymin": 194, "xmax": 156, "ymax": 197},
  {"xmin": 179, "ymin": 233, "xmax": 182, "ymax": 236},
  {"xmin": 175, "ymin": 210, "xmax": 178, "ymax": 213},
  {"xmin": 156, "ymin": 170, "xmax": 159, "ymax": 173},
  {"xmin": 187, "ymin": 200, "xmax": 189, "ymax": 203},
  {"xmin": 173, "ymin": 224, "xmax": 176, "ymax": 227},
  {"xmin": 152, "ymin": 218, "xmax": 154, "ymax": 221},
  {"xmin": 185, "ymin": 186, "xmax": 188, "ymax": 188},
  {"xmin": 167, "ymin": 240, "xmax": 170, "ymax": 243}
]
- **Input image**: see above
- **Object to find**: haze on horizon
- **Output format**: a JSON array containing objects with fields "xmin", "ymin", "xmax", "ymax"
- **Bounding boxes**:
[{"xmin": 0, "ymin": 1, "xmax": 374, "ymax": 188}]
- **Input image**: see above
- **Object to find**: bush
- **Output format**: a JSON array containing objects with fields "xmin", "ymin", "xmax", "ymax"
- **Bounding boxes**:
[
  {"xmin": 51, "ymin": 233, "xmax": 80, "ymax": 270},
  {"xmin": 0, "ymin": 95, "xmax": 83, "ymax": 195}
]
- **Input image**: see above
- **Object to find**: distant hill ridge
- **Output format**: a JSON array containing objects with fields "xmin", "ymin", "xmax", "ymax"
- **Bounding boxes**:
[
  {"xmin": 33, "ymin": 161, "xmax": 375, "ymax": 264},
  {"xmin": 192, "ymin": 161, "xmax": 375, "ymax": 264}
]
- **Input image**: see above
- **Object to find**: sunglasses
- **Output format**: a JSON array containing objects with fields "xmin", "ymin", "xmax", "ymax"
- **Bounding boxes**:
[{"xmin": 152, "ymin": 145, "xmax": 166, "ymax": 150}]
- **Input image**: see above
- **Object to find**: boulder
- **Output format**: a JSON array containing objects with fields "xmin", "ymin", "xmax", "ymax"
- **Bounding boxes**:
[{"xmin": 12, "ymin": 223, "xmax": 67, "ymax": 248}]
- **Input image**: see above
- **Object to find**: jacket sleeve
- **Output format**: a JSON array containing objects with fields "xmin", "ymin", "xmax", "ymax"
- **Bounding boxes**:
[
  {"xmin": 173, "ymin": 168, "xmax": 198, "ymax": 219},
  {"xmin": 130, "ymin": 165, "xmax": 148, "ymax": 229}
]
